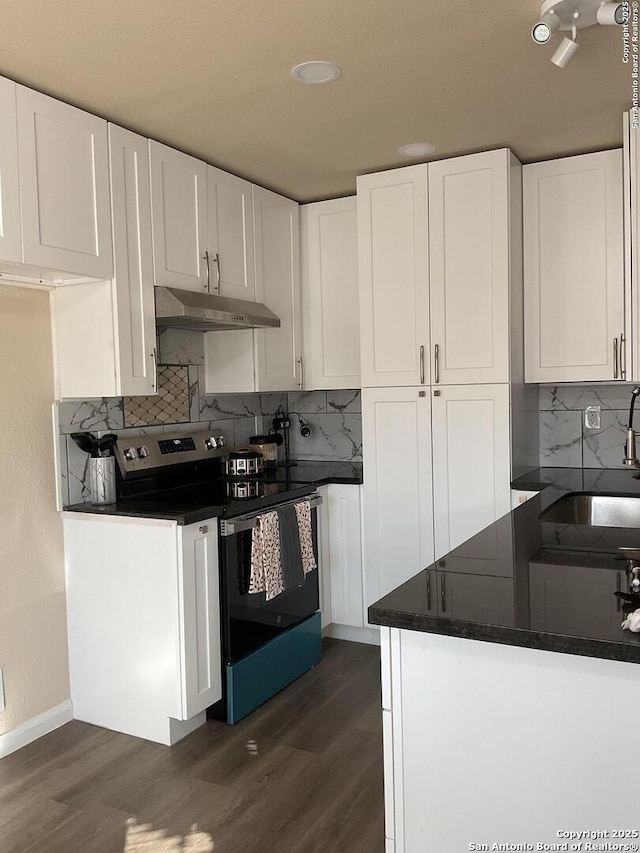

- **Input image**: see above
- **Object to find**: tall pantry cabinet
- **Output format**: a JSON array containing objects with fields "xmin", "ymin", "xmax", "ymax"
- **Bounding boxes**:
[{"xmin": 359, "ymin": 149, "xmax": 536, "ymax": 609}]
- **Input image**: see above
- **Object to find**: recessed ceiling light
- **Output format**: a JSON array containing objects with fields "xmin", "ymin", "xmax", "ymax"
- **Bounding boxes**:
[
  {"xmin": 291, "ymin": 61, "xmax": 342, "ymax": 84},
  {"xmin": 397, "ymin": 143, "xmax": 436, "ymax": 158}
]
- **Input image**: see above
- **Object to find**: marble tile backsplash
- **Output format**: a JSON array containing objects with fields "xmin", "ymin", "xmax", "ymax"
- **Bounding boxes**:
[
  {"xmin": 283, "ymin": 390, "xmax": 362, "ymax": 461},
  {"xmin": 539, "ymin": 384, "xmax": 635, "ymax": 468},
  {"xmin": 57, "ymin": 368, "xmax": 362, "ymax": 503}
]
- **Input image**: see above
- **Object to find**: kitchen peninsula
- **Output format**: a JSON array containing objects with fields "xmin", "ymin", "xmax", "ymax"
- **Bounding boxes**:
[{"xmin": 369, "ymin": 468, "xmax": 640, "ymax": 853}]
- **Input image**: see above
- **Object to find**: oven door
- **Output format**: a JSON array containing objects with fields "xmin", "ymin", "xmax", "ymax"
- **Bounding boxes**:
[{"xmin": 218, "ymin": 493, "xmax": 321, "ymax": 665}]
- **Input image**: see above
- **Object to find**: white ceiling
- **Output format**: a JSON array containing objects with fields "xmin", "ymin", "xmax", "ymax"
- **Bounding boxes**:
[{"xmin": 0, "ymin": 0, "xmax": 629, "ymax": 201}]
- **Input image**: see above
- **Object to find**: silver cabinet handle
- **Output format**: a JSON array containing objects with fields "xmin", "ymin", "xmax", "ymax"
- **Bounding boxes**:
[
  {"xmin": 434, "ymin": 343, "xmax": 440, "ymax": 384},
  {"xmin": 214, "ymin": 252, "xmax": 221, "ymax": 294},
  {"xmin": 298, "ymin": 356, "xmax": 304, "ymax": 389},
  {"xmin": 621, "ymin": 332, "xmax": 627, "ymax": 379},
  {"xmin": 203, "ymin": 250, "xmax": 210, "ymax": 292},
  {"xmin": 614, "ymin": 336, "xmax": 619, "ymax": 379},
  {"xmin": 440, "ymin": 573, "xmax": 446, "ymax": 613},
  {"xmin": 151, "ymin": 347, "xmax": 158, "ymax": 393},
  {"xmin": 426, "ymin": 571, "xmax": 432, "ymax": 611},
  {"xmin": 199, "ymin": 524, "xmax": 209, "ymax": 534},
  {"xmin": 419, "ymin": 345, "xmax": 425, "ymax": 385}
]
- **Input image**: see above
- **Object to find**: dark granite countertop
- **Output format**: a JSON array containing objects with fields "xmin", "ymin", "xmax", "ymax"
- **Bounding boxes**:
[
  {"xmin": 63, "ymin": 460, "xmax": 362, "ymax": 525},
  {"xmin": 368, "ymin": 467, "xmax": 640, "ymax": 664}
]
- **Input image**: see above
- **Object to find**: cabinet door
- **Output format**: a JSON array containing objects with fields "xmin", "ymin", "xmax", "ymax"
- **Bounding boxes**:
[
  {"xmin": 429, "ymin": 150, "xmax": 511, "ymax": 385},
  {"xmin": 432, "ymin": 384, "xmax": 511, "ymax": 560},
  {"xmin": 358, "ymin": 166, "xmax": 429, "ymax": 387},
  {"xmin": 529, "ymin": 561, "xmax": 624, "ymax": 641},
  {"xmin": 109, "ymin": 125, "xmax": 156, "ymax": 395},
  {"xmin": 17, "ymin": 85, "xmax": 112, "ymax": 279},
  {"xmin": 524, "ymin": 150, "xmax": 624, "ymax": 382},
  {"xmin": 0, "ymin": 77, "xmax": 21, "ymax": 263},
  {"xmin": 326, "ymin": 484, "xmax": 364, "ymax": 628},
  {"xmin": 437, "ymin": 571, "xmax": 514, "ymax": 625},
  {"xmin": 149, "ymin": 141, "xmax": 207, "ymax": 292},
  {"xmin": 179, "ymin": 519, "xmax": 222, "ymax": 719},
  {"xmin": 301, "ymin": 197, "xmax": 360, "ymax": 389},
  {"xmin": 362, "ymin": 387, "xmax": 434, "ymax": 610},
  {"xmin": 253, "ymin": 186, "xmax": 301, "ymax": 391},
  {"xmin": 626, "ymin": 116, "xmax": 640, "ymax": 382},
  {"xmin": 207, "ymin": 166, "xmax": 255, "ymax": 301}
]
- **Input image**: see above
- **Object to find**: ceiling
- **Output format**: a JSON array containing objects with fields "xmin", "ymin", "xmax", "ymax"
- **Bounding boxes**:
[{"xmin": 0, "ymin": 0, "xmax": 629, "ymax": 202}]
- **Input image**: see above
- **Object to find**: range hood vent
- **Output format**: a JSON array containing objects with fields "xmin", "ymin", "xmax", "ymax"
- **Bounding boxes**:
[{"xmin": 155, "ymin": 286, "xmax": 281, "ymax": 332}]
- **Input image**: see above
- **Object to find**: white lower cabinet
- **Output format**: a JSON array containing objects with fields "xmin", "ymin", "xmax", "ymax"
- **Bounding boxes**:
[
  {"xmin": 362, "ymin": 388, "xmax": 435, "ymax": 610},
  {"xmin": 382, "ymin": 628, "xmax": 640, "ymax": 852},
  {"xmin": 318, "ymin": 484, "xmax": 371, "ymax": 638},
  {"xmin": 179, "ymin": 518, "xmax": 223, "ymax": 720},
  {"xmin": 431, "ymin": 384, "xmax": 511, "ymax": 559},
  {"xmin": 63, "ymin": 514, "xmax": 221, "ymax": 745},
  {"xmin": 362, "ymin": 384, "xmax": 513, "ymax": 614},
  {"xmin": 51, "ymin": 125, "xmax": 157, "ymax": 398},
  {"xmin": 326, "ymin": 484, "xmax": 364, "ymax": 628}
]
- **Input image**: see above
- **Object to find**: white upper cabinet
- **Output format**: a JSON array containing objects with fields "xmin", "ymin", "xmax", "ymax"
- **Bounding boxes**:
[
  {"xmin": 253, "ymin": 185, "xmax": 301, "ymax": 391},
  {"xmin": 358, "ymin": 166, "xmax": 430, "ymax": 388},
  {"xmin": 524, "ymin": 150, "xmax": 625, "ymax": 383},
  {"xmin": 207, "ymin": 166, "xmax": 255, "ymax": 301},
  {"xmin": 362, "ymin": 387, "xmax": 434, "ymax": 610},
  {"xmin": 52, "ymin": 125, "xmax": 158, "ymax": 399},
  {"xmin": 108, "ymin": 125, "xmax": 157, "ymax": 396},
  {"xmin": 149, "ymin": 141, "xmax": 208, "ymax": 292},
  {"xmin": 0, "ymin": 77, "xmax": 21, "ymax": 263},
  {"xmin": 149, "ymin": 145, "xmax": 256, "ymax": 299},
  {"xmin": 431, "ymin": 384, "xmax": 511, "ymax": 560},
  {"xmin": 429, "ymin": 150, "xmax": 514, "ymax": 385},
  {"xmin": 16, "ymin": 85, "xmax": 113, "ymax": 280},
  {"xmin": 301, "ymin": 197, "xmax": 360, "ymax": 390}
]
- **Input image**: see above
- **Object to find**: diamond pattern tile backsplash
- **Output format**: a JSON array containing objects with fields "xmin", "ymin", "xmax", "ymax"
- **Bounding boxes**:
[{"xmin": 124, "ymin": 366, "xmax": 190, "ymax": 427}]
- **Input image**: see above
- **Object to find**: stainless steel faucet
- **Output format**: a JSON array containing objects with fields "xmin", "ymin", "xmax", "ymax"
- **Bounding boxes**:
[{"xmin": 623, "ymin": 385, "xmax": 640, "ymax": 468}]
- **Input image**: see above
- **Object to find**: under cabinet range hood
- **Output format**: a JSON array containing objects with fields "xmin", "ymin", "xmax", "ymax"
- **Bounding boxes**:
[{"xmin": 154, "ymin": 286, "xmax": 280, "ymax": 332}]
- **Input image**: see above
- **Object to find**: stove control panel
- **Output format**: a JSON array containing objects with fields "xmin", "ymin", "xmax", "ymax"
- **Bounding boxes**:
[{"xmin": 115, "ymin": 430, "xmax": 228, "ymax": 475}]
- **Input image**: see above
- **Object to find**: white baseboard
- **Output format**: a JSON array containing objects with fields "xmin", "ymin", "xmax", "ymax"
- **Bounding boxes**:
[
  {"xmin": 0, "ymin": 700, "xmax": 73, "ymax": 759},
  {"xmin": 323, "ymin": 623, "xmax": 380, "ymax": 646}
]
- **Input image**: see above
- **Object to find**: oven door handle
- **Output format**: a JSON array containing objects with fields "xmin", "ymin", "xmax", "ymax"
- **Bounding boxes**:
[{"xmin": 220, "ymin": 493, "xmax": 323, "ymax": 536}]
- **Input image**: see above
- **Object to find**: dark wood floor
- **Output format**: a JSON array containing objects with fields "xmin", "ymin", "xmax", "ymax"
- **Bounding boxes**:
[{"xmin": 0, "ymin": 639, "xmax": 384, "ymax": 853}]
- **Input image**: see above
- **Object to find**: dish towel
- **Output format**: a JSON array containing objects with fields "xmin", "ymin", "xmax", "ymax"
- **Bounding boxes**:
[
  {"xmin": 294, "ymin": 500, "xmax": 317, "ymax": 575},
  {"xmin": 278, "ymin": 504, "xmax": 305, "ymax": 590},
  {"xmin": 249, "ymin": 511, "xmax": 285, "ymax": 601}
]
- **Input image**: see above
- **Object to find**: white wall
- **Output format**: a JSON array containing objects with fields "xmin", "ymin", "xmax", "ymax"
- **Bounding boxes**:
[{"xmin": 0, "ymin": 283, "xmax": 69, "ymax": 734}]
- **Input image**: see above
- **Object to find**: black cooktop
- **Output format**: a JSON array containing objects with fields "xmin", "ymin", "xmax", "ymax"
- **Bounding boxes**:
[{"xmin": 117, "ymin": 478, "xmax": 318, "ymax": 519}]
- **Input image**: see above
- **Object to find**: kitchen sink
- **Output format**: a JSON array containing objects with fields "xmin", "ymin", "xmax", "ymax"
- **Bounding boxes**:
[{"xmin": 540, "ymin": 494, "xmax": 640, "ymax": 528}]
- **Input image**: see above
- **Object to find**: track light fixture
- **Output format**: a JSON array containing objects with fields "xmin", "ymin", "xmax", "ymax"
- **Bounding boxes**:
[
  {"xmin": 531, "ymin": 0, "xmax": 626, "ymax": 67},
  {"xmin": 551, "ymin": 29, "xmax": 580, "ymax": 66}
]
